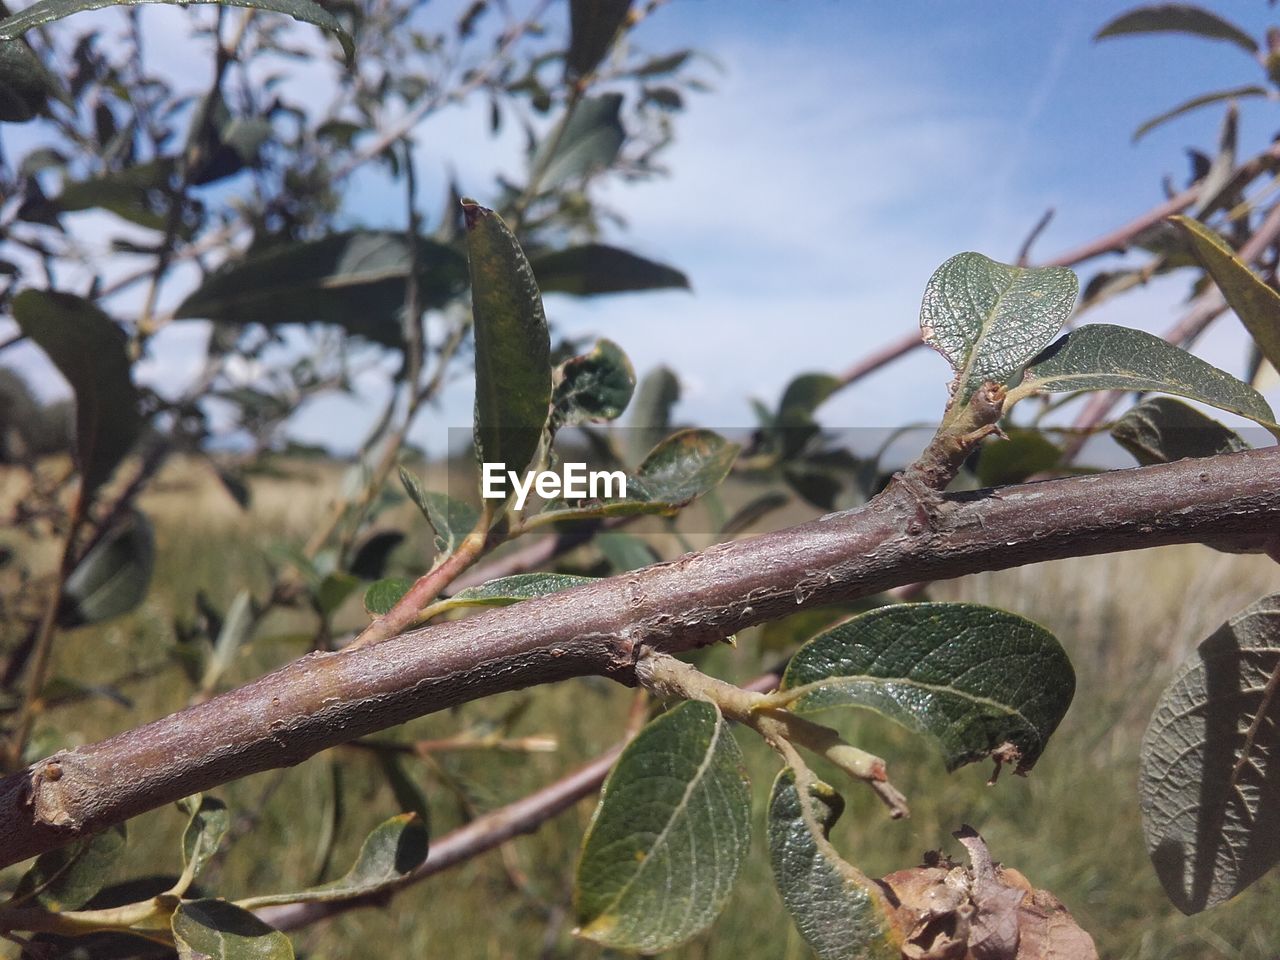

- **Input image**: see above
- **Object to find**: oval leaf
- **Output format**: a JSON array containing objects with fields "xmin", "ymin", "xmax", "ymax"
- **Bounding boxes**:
[
  {"xmin": 398, "ymin": 468, "xmax": 479, "ymax": 555},
  {"xmin": 1171, "ymin": 215, "xmax": 1280, "ymax": 371},
  {"xmin": 0, "ymin": 0, "xmax": 353, "ymax": 60},
  {"xmin": 172, "ymin": 899, "xmax": 293, "ymax": 960},
  {"xmin": 531, "ymin": 93, "xmax": 625, "ymax": 190},
  {"xmin": 574, "ymin": 699, "xmax": 751, "ymax": 952},
  {"xmin": 1095, "ymin": 4, "xmax": 1258, "ymax": 53},
  {"xmin": 532, "ymin": 243, "xmax": 689, "ymax": 295},
  {"xmin": 430, "ymin": 573, "xmax": 595, "ymax": 617},
  {"xmin": 13, "ymin": 290, "xmax": 142, "ymax": 501},
  {"xmin": 1111, "ymin": 396, "xmax": 1248, "ymax": 466},
  {"xmin": 919, "ymin": 252, "xmax": 1079, "ymax": 404},
  {"xmin": 552, "ymin": 338, "xmax": 636, "ymax": 428},
  {"xmin": 363, "ymin": 577, "xmax": 413, "ymax": 616},
  {"xmin": 779, "ymin": 602, "xmax": 1075, "ymax": 773},
  {"xmin": 565, "ymin": 0, "xmax": 631, "ymax": 80},
  {"xmin": 463, "ymin": 201, "xmax": 552, "ymax": 490},
  {"xmin": 1139, "ymin": 594, "xmax": 1280, "ymax": 914},
  {"xmin": 177, "ymin": 232, "xmax": 466, "ymax": 348},
  {"xmin": 768, "ymin": 769, "xmax": 899, "ymax": 960},
  {"xmin": 0, "ymin": 39, "xmax": 56, "ymax": 122},
  {"xmin": 627, "ymin": 365, "xmax": 680, "ymax": 463},
  {"xmin": 178, "ymin": 795, "xmax": 230, "ymax": 886},
  {"xmin": 9, "ymin": 824, "xmax": 126, "ymax": 910},
  {"xmin": 237, "ymin": 813, "xmax": 427, "ymax": 908},
  {"xmin": 1016, "ymin": 324, "xmax": 1277, "ymax": 428},
  {"xmin": 59, "ymin": 510, "xmax": 155, "ymax": 628}
]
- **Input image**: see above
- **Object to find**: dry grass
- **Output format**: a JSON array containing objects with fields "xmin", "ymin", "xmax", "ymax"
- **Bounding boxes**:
[{"xmin": 2, "ymin": 458, "xmax": 1279, "ymax": 959}]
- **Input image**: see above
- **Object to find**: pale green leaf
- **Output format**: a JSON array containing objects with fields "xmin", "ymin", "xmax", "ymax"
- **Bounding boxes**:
[
  {"xmin": 178, "ymin": 795, "xmax": 230, "ymax": 883},
  {"xmin": 767, "ymin": 769, "xmax": 898, "ymax": 960},
  {"xmin": 363, "ymin": 577, "xmax": 413, "ymax": 616},
  {"xmin": 237, "ymin": 813, "xmax": 428, "ymax": 908},
  {"xmin": 574, "ymin": 700, "xmax": 751, "ymax": 952},
  {"xmin": 172, "ymin": 899, "xmax": 294, "ymax": 959},
  {"xmin": 1015, "ymin": 324, "xmax": 1276, "ymax": 429},
  {"xmin": 398, "ymin": 468, "xmax": 479, "ymax": 555},
  {"xmin": 463, "ymin": 201, "xmax": 552, "ymax": 490},
  {"xmin": 779, "ymin": 602, "xmax": 1075, "ymax": 773},
  {"xmin": 919, "ymin": 252, "xmax": 1079, "ymax": 403},
  {"xmin": 429, "ymin": 573, "xmax": 595, "ymax": 618},
  {"xmin": 9, "ymin": 824, "xmax": 126, "ymax": 910},
  {"xmin": 531, "ymin": 94, "xmax": 625, "ymax": 190},
  {"xmin": 59, "ymin": 511, "xmax": 154, "ymax": 628},
  {"xmin": 1140, "ymin": 594, "xmax": 1280, "ymax": 913},
  {"xmin": 1171, "ymin": 215, "xmax": 1280, "ymax": 371}
]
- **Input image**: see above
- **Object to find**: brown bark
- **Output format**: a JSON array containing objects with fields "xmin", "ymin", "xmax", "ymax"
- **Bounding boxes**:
[{"xmin": 3, "ymin": 446, "xmax": 1279, "ymax": 868}]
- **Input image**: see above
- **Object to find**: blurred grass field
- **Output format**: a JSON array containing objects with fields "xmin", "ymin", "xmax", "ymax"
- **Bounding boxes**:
[{"xmin": 4, "ymin": 455, "xmax": 1280, "ymax": 960}]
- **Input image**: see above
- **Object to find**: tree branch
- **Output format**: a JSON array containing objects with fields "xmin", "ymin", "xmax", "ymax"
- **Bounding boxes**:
[{"xmin": 3, "ymin": 446, "xmax": 1280, "ymax": 867}]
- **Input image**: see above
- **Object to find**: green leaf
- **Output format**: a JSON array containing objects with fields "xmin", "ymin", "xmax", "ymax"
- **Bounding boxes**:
[
  {"xmin": 1171, "ymin": 215, "xmax": 1280, "ymax": 371},
  {"xmin": 427, "ymin": 573, "xmax": 595, "ymax": 618},
  {"xmin": 1139, "ymin": 594, "xmax": 1280, "ymax": 913},
  {"xmin": 552, "ymin": 338, "xmax": 636, "ymax": 428},
  {"xmin": 314, "ymin": 572, "xmax": 358, "ymax": 618},
  {"xmin": 767, "ymin": 769, "xmax": 898, "ymax": 960},
  {"xmin": 1014, "ymin": 324, "xmax": 1277, "ymax": 429},
  {"xmin": 10, "ymin": 824, "xmax": 126, "ymax": 910},
  {"xmin": 176, "ymin": 232, "xmax": 467, "ymax": 347},
  {"xmin": 374, "ymin": 751, "xmax": 430, "ymax": 822},
  {"xmin": 1111, "ymin": 396, "xmax": 1248, "ymax": 466},
  {"xmin": 596, "ymin": 531, "xmax": 658, "ymax": 571},
  {"xmin": 565, "ymin": 0, "xmax": 631, "ymax": 80},
  {"xmin": 172, "ymin": 899, "xmax": 294, "ymax": 960},
  {"xmin": 13, "ymin": 290, "xmax": 142, "ymax": 500},
  {"xmin": 55, "ymin": 159, "xmax": 175, "ymax": 231},
  {"xmin": 364, "ymin": 577, "xmax": 413, "ymax": 616},
  {"xmin": 237, "ymin": 813, "xmax": 428, "ymax": 908},
  {"xmin": 178, "ymin": 795, "xmax": 230, "ymax": 884},
  {"xmin": 1131, "ymin": 85, "xmax": 1267, "ymax": 142},
  {"xmin": 919, "ymin": 252, "xmax": 1079, "ymax": 404},
  {"xmin": 0, "ymin": 0, "xmax": 353, "ymax": 60},
  {"xmin": 1095, "ymin": 4, "xmax": 1258, "ymax": 54},
  {"xmin": 627, "ymin": 365, "xmax": 679, "ymax": 463},
  {"xmin": 975, "ymin": 428, "xmax": 1062, "ymax": 487},
  {"xmin": 776, "ymin": 373, "xmax": 841, "ymax": 459},
  {"xmin": 779, "ymin": 602, "xmax": 1075, "ymax": 773},
  {"xmin": 574, "ymin": 700, "xmax": 751, "ymax": 952},
  {"xmin": 534, "ymin": 428, "xmax": 738, "ymax": 524},
  {"xmin": 199, "ymin": 588, "xmax": 254, "ymax": 693},
  {"xmin": 463, "ymin": 201, "xmax": 552, "ymax": 490},
  {"xmin": 531, "ymin": 93, "xmax": 625, "ymax": 190},
  {"xmin": 0, "ymin": 39, "xmax": 55, "ymax": 122},
  {"xmin": 59, "ymin": 510, "xmax": 155, "ymax": 628},
  {"xmin": 398, "ymin": 468, "xmax": 480, "ymax": 555},
  {"xmin": 532, "ymin": 243, "xmax": 689, "ymax": 295}
]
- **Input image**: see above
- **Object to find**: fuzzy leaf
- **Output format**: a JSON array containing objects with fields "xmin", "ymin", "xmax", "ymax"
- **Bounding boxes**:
[
  {"xmin": 780, "ymin": 602, "xmax": 1075, "ymax": 773},
  {"xmin": 178, "ymin": 795, "xmax": 230, "ymax": 883},
  {"xmin": 574, "ymin": 700, "xmax": 751, "ymax": 952},
  {"xmin": 463, "ymin": 201, "xmax": 552, "ymax": 491},
  {"xmin": 1172, "ymin": 215, "xmax": 1280, "ymax": 371},
  {"xmin": 1140, "ymin": 594, "xmax": 1280, "ymax": 913},
  {"xmin": 768, "ymin": 769, "xmax": 898, "ymax": 960},
  {"xmin": 363, "ymin": 577, "xmax": 413, "ymax": 616},
  {"xmin": 430, "ymin": 573, "xmax": 595, "ymax": 617},
  {"xmin": 919, "ymin": 252, "xmax": 1079, "ymax": 403},
  {"xmin": 1017, "ymin": 324, "xmax": 1276, "ymax": 429},
  {"xmin": 172, "ymin": 899, "xmax": 293, "ymax": 959},
  {"xmin": 238, "ymin": 813, "xmax": 428, "ymax": 908}
]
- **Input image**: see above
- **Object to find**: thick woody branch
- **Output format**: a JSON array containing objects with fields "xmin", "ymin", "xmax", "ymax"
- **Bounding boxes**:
[{"xmin": 2, "ymin": 446, "xmax": 1280, "ymax": 867}]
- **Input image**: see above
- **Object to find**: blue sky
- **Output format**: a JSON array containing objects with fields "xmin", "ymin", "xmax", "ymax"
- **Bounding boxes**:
[{"xmin": 5, "ymin": 1, "xmax": 1280, "ymax": 455}]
